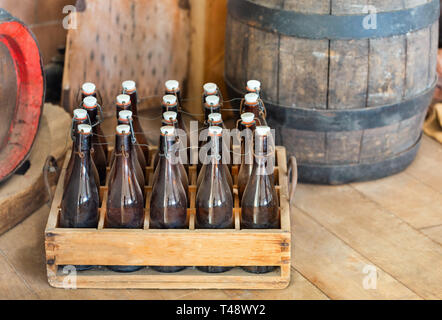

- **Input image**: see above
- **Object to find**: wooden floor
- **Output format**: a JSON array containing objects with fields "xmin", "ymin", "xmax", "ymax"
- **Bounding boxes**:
[{"xmin": 0, "ymin": 109, "xmax": 441, "ymax": 299}]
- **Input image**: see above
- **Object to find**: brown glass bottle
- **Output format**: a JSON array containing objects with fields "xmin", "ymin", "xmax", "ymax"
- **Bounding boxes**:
[
  {"xmin": 150, "ymin": 126, "xmax": 188, "ymax": 273},
  {"xmin": 80, "ymin": 83, "xmax": 108, "ymax": 157},
  {"xmin": 122, "ymin": 80, "xmax": 150, "ymax": 162},
  {"xmin": 82, "ymin": 96, "xmax": 108, "ymax": 186},
  {"xmin": 64, "ymin": 109, "xmax": 100, "ymax": 193},
  {"xmin": 241, "ymin": 126, "xmax": 279, "ymax": 274},
  {"xmin": 60, "ymin": 124, "xmax": 99, "ymax": 271},
  {"xmin": 152, "ymin": 122, "xmax": 189, "ymax": 195},
  {"xmin": 106, "ymin": 125, "xmax": 145, "ymax": 273},
  {"xmin": 242, "ymin": 93, "xmax": 267, "ymax": 126},
  {"xmin": 237, "ymin": 112, "xmax": 257, "ymax": 200},
  {"xmin": 108, "ymin": 112, "xmax": 145, "ymax": 191},
  {"xmin": 117, "ymin": 110, "xmax": 147, "ymax": 169},
  {"xmin": 162, "ymin": 94, "xmax": 189, "ymax": 169},
  {"xmin": 165, "ymin": 80, "xmax": 187, "ymax": 133},
  {"xmin": 196, "ymin": 126, "xmax": 234, "ymax": 273},
  {"xmin": 197, "ymin": 113, "xmax": 233, "ymax": 192}
]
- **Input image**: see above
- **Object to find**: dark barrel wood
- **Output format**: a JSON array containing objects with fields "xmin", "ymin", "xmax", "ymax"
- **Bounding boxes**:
[
  {"xmin": 225, "ymin": 0, "xmax": 439, "ymax": 184},
  {"xmin": 0, "ymin": 9, "xmax": 45, "ymax": 183}
]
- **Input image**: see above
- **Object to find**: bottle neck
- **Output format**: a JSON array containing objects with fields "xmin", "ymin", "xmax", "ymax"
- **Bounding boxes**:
[
  {"xmin": 159, "ymin": 135, "xmax": 176, "ymax": 158},
  {"xmin": 243, "ymin": 103, "xmax": 260, "ymax": 119},
  {"xmin": 116, "ymin": 104, "xmax": 131, "ymax": 119},
  {"xmin": 85, "ymin": 107, "xmax": 98, "ymax": 126},
  {"xmin": 75, "ymin": 133, "xmax": 92, "ymax": 155},
  {"xmin": 115, "ymin": 134, "xmax": 131, "ymax": 153},
  {"xmin": 125, "ymin": 90, "xmax": 138, "ymax": 115},
  {"xmin": 204, "ymin": 105, "xmax": 221, "ymax": 120},
  {"xmin": 162, "ymin": 104, "xmax": 178, "ymax": 115}
]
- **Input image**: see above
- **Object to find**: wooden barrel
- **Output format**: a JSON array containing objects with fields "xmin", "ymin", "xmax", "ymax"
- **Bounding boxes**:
[
  {"xmin": 225, "ymin": 0, "xmax": 439, "ymax": 184},
  {"xmin": 0, "ymin": 9, "xmax": 44, "ymax": 183}
]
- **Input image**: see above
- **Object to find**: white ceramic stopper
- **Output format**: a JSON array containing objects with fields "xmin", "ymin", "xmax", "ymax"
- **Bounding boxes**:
[
  {"xmin": 208, "ymin": 113, "xmax": 222, "ymax": 123},
  {"xmin": 82, "ymin": 82, "xmax": 96, "ymax": 94},
  {"xmin": 77, "ymin": 124, "xmax": 92, "ymax": 134},
  {"xmin": 241, "ymin": 112, "xmax": 255, "ymax": 123},
  {"xmin": 163, "ymin": 95, "xmax": 177, "ymax": 105},
  {"xmin": 119, "ymin": 110, "xmax": 133, "ymax": 120},
  {"xmin": 205, "ymin": 95, "xmax": 220, "ymax": 106},
  {"xmin": 73, "ymin": 109, "xmax": 88, "ymax": 120},
  {"xmin": 117, "ymin": 94, "xmax": 130, "ymax": 105},
  {"xmin": 163, "ymin": 111, "xmax": 177, "ymax": 121},
  {"xmin": 256, "ymin": 126, "xmax": 270, "ymax": 136},
  {"xmin": 165, "ymin": 80, "xmax": 179, "ymax": 92},
  {"xmin": 208, "ymin": 126, "xmax": 223, "ymax": 136},
  {"xmin": 245, "ymin": 93, "xmax": 259, "ymax": 104},
  {"xmin": 122, "ymin": 80, "xmax": 136, "ymax": 92},
  {"xmin": 83, "ymin": 96, "xmax": 97, "ymax": 108},
  {"xmin": 203, "ymin": 82, "xmax": 217, "ymax": 94},
  {"xmin": 116, "ymin": 124, "xmax": 131, "ymax": 135},
  {"xmin": 247, "ymin": 80, "xmax": 261, "ymax": 92},
  {"xmin": 161, "ymin": 126, "xmax": 175, "ymax": 136}
]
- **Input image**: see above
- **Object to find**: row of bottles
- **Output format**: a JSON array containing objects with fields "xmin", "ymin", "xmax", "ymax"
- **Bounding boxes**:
[{"xmin": 60, "ymin": 79, "xmax": 279, "ymax": 275}]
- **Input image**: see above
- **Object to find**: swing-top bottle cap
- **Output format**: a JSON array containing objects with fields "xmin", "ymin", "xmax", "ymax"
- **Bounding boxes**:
[
  {"xmin": 245, "ymin": 93, "xmax": 259, "ymax": 104},
  {"xmin": 163, "ymin": 111, "xmax": 177, "ymax": 121},
  {"xmin": 208, "ymin": 113, "xmax": 222, "ymax": 123},
  {"xmin": 119, "ymin": 110, "xmax": 133, "ymax": 121},
  {"xmin": 116, "ymin": 124, "xmax": 131, "ymax": 135},
  {"xmin": 117, "ymin": 94, "xmax": 131, "ymax": 106},
  {"xmin": 165, "ymin": 80, "xmax": 180, "ymax": 92},
  {"xmin": 205, "ymin": 95, "xmax": 220, "ymax": 106},
  {"xmin": 73, "ymin": 109, "xmax": 88, "ymax": 120},
  {"xmin": 163, "ymin": 95, "xmax": 177, "ymax": 106},
  {"xmin": 82, "ymin": 82, "xmax": 96, "ymax": 95},
  {"xmin": 122, "ymin": 80, "xmax": 136, "ymax": 92},
  {"xmin": 83, "ymin": 96, "xmax": 98, "ymax": 109},
  {"xmin": 241, "ymin": 112, "xmax": 255, "ymax": 124},
  {"xmin": 160, "ymin": 126, "xmax": 175, "ymax": 136},
  {"xmin": 203, "ymin": 82, "xmax": 217, "ymax": 94},
  {"xmin": 256, "ymin": 126, "xmax": 271, "ymax": 136},
  {"xmin": 247, "ymin": 80, "xmax": 261, "ymax": 92},
  {"xmin": 208, "ymin": 126, "xmax": 223, "ymax": 136},
  {"xmin": 77, "ymin": 124, "xmax": 92, "ymax": 134}
]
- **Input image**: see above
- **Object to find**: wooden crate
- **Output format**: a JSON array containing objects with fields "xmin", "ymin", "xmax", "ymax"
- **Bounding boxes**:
[{"xmin": 45, "ymin": 146, "xmax": 292, "ymax": 289}]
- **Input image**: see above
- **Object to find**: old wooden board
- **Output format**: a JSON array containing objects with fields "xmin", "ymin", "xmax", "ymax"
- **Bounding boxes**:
[
  {"xmin": 61, "ymin": 0, "xmax": 190, "ymax": 113},
  {"xmin": 0, "ymin": 104, "xmax": 70, "ymax": 236}
]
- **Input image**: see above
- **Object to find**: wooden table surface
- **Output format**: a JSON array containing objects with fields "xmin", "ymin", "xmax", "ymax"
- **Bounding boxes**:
[{"xmin": 0, "ymin": 109, "xmax": 441, "ymax": 300}]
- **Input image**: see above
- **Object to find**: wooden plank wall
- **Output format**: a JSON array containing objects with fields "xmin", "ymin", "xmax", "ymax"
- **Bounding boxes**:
[
  {"xmin": 61, "ymin": 0, "xmax": 191, "ymax": 113},
  {"xmin": 0, "ymin": 0, "xmax": 75, "ymax": 64}
]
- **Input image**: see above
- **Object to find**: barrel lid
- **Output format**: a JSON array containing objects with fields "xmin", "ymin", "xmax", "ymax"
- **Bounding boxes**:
[
  {"xmin": 119, "ymin": 110, "xmax": 133, "ymax": 120},
  {"xmin": 206, "ymin": 95, "xmax": 220, "ymax": 106},
  {"xmin": 122, "ymin": 80, "xmax": 136, "ymax": 92},
  {"xmin": 163, "ymin": 111, "xmax": 177, "ymax": 121},
  {"xmin": 77, "ymin": 124, "xmax": 92, "ymax": 134},
  {"xmin": 241, "ymin": 112, "xmax": 255, "ymax": 123},
  {"xmin": 161, "ymin": 126, "xmax": 175, "ymax": 136},
  {"xmin": 208, "ymin": 126, "xmax": 223, "ymax": 136},
  {"xmin": 203, "ymin": 82, "xmax": 218, "ymax": 94},
  {"xmin": 256, "ymin": 126, "xmax": 270, "ymax": 136},
  {"xmin": 83, "ymin": 96, "xmax": 97, "ymax": 108},
  {"xmin": 245, "ymin": 93, "xmax": 259, "ymax": 104},
  {"xmin": 208, "ymin": 113, "xmax": 222, "ymax": 123},
  {"xmin": 247, "ymin": 80, "xmax": 261, "ymax": 92},
  {"xmin": 82, "ymin": 82, "xmax": 96, "ymax": 95},
  {"xmin": 117, "ymin": 94, "xmax": 131, "ymax": 106},
  {"xmin": 165, "ymin": 80, "xmax": 179, "ymax": 92},
  {"xmin": 163, "ymin": 95, "xmax": 177, "ymax": 106},
  {"xmin": 73, "ymin": 109, "xmax": 88, "ymax": 120},
  {"xmin": 116, "ymin": 124, "xmax": 131, "ymax": 135}
]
